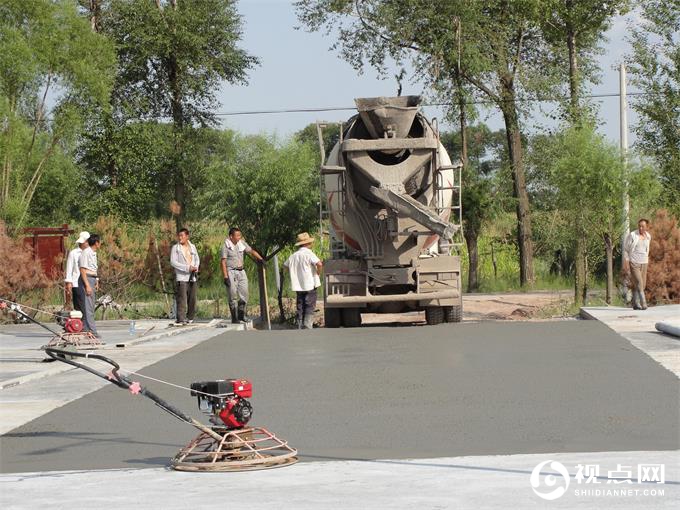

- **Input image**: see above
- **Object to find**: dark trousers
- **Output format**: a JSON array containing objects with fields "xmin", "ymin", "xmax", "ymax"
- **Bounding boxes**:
[
  {"xmin": 71, "ymin": 286, "xmax": 83, "ymax": 312},
  {"xmin": 176, "ymin": 281, "xmax": 197, "ymax": 322},
  {"xmin": 296, "ymin": 289, "xmax": 317, "ymax": 329}
]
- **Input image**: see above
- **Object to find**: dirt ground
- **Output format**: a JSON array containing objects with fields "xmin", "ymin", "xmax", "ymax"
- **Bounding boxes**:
[{"xmin": 334, "ymin": 290, "xmax": 577, "ymax": 326}]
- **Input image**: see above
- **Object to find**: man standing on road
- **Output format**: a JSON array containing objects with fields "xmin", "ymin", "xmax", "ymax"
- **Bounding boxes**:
[
  {"xmin": 78, "ymin": 234, "xmax": 101, "ymax": 337},
  {"xmin": 170, "ymin": 228, "xmax": 200, "ymax": 326},
  {"xmin": 221, "ymin": 227, "xmax": 264, "ymax": 323},
  {"xmin": 623, "ymin": 218, "xmax": 652, "ymax": 310},
  {"xmin": 284, "ymin": 232, "xmax": 323, "ymax": 329},
  {"xmin": 64, "ymin": 231, "xmax": 89, "ymax": 312}
]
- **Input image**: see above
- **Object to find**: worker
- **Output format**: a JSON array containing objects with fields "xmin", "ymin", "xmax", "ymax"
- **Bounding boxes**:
[
  {"xmin": 78, "ymin": 234, "xmax": 101, "ymax": 337},
  {"xmin": 623, "ymin": 218, "xmax": 652, "ymax": 310},
  {"xmin": 170, "ymin": 228, "xmax": 200, "ymax": 326},
  {"xmin": 221, "ymin": 227, "xmax": 264, "ymax": 323},
  {"xmin": 284, "ymin": 232, "xmax": 323, "ymax": 329},
  {"xmin": 64, "ymin": 231, "xmax": 89, "ymax": 312}
]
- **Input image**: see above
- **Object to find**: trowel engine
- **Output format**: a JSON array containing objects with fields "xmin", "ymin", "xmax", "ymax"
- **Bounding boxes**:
[
  {"xmin": 191, "ymin": 379, "xmax": 253, "ymax": 429},
  {"xmin": 55, "ymin": 310, "xmax": 84, "ymax": 333}
]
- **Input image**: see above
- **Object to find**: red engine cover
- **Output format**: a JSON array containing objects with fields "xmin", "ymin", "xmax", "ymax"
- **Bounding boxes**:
[
  {"xmin": 219, "ymin": 398, "xmax": 246, "ymax": 428},
  {"xmin": 231, "ymin": 379, "xmax": 252, "ymax": 398},
  {"xmin": 65, "ymin": 318, "xmax": 83, "ymax": 333}
]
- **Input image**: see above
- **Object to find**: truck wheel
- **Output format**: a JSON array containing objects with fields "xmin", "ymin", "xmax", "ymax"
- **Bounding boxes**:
[
  {"xmin": 324, "ymin": 308, "xmax": 342, "ymax": 328},
  {"xmin": 341, "ymin": 308, "xmax": 362, "ymax": 328},
  {"xmin": 444, "ymin": 305, "xmax": 462, "ymax": 323},
  {"xmin": 425, "ymin": 307, "xmax": 445, "ymax": 325}
]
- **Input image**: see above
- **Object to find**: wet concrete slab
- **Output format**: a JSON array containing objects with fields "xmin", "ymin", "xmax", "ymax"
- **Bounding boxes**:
[{"xmin": 1, "ymin": 321, "xmax": 678, "ymax": 474}]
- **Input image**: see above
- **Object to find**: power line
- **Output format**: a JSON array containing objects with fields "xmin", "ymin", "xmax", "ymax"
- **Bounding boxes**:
[
  {"xmin": 23, "ymin": 91, "xmax": 650, "ymax": 122},
  {"xmin": 213, "ymin": 91, "xmax": 649, "ymax": 117}
]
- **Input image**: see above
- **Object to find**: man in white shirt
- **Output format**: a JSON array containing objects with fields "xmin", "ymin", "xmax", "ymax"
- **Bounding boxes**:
[
  {"xmin": 64, "ymin": 231, "xmax": 89, "ymax": 311},
  {"xmin": 221, "ymin": 227, "xmax": 264, "ymax": 323},
  {"xmin": 78, "ymin": 234, "xmax": 101, "ymax": 336},
  {"xmin": 284, "ymin": 232, "xmax": 323, "ymax": 329},
  {"xmin": 623, "ymin": 218, "xmax": 652, "ymax": 310},
  {"xmin": 170, "ymin": 228, "xmax": 200, "ymax": 326}
]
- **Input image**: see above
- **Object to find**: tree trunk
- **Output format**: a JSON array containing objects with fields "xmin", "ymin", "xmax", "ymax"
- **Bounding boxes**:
[
  {"xmin": 168, "ymin": 53, "xmax": 186, "ymax": 230},
  {"xmin": 574, "ymin": 225, "xmax": 587, "ymax": 306},
  {"xmin": 604, "ymin": 232, "xmax": 614, "ymax": 304},
  {"xmin": 88, "ymin": 0, "xmax": 102, "ymax": 32},
  {"xmin": 499, "ymin": 78, "xmax": 534, "ymax": 286},
  {"xmin": 464, "ymin": 226, "xmax": 479, "ymax": 292}
]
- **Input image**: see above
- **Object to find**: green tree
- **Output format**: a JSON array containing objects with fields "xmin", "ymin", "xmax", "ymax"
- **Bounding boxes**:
[
  {"xmin": 296, "ymin": 0, "xmax": 568, "ymax": 286},
  {"xmin": 0, "ymin": 0, "xmax": 114, "ymax": 228},
  {"xmin": 295, "ymin": 122, "xmax": 341, "ymax": 163},
  {"xmin": 534, "ymin": 124, "xmax": 625, "ymax": 305},
  {"xmin": 541, "ymin": 1, "xmax": 629, "ymax": 121},
  {"xmin": 82, "ymin": 0, "xmax": 258, "ymax": 226},
  {"xmin": 196, "ymin": 134, "xmax": 319, "ymax": 258},
  {"xmin": 627, "ymin": 0, "xmax": 680, "ymax": 215}
]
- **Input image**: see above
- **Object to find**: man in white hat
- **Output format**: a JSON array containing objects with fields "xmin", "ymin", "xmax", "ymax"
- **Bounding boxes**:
[
  {"xmin": 284, "ymin": 232, "xmax": 322, "ymax": 329},
  {"xmin": 64, "ymin": 231, "xmax": 89, "ymax": 311}
]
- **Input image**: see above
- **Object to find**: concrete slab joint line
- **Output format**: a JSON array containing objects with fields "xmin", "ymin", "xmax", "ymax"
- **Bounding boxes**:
[{"xmin": 580, "ymin": 304, "xmax": 680, "ymax": 378}]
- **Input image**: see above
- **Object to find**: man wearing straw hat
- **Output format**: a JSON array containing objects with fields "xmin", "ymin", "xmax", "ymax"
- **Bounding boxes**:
[
  {"xmin": 284, "ymin": 232, "xmax": 323, "ymax": 329},
  {"xmin": 64, "ymin": 231, "xmax": 89, "ymax": 312}
]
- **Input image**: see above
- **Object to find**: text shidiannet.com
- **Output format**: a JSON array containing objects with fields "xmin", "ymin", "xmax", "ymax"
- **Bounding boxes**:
[
  {"xmin": 530, "ymin": 461, "xmax": 667, "ymax": 501},
  {"xmin": 573, "ymin": 488, "xmax": 664, "ymax": 497}
]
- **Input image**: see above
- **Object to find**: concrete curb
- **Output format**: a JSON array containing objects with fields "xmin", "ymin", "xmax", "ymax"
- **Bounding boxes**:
[
  {"xmin": 0, "ymin": 320, "xmax": 242, "ymax": 391},
  {"xmin": 0, "ymin": 363, "xmax": 74, "ymax": 390},
  {"xmin": 579, "ymin": 307, "xmax": 599, "ymax": 320}
]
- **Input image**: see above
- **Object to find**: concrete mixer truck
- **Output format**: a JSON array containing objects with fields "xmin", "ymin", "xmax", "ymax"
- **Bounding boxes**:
[{"xmin": 316, "ymin": 96, "xmax": 463, "ymax": 327}]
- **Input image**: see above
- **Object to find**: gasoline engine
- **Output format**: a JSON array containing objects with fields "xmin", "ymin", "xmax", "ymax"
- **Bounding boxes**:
[{"xmin": 191, "ymin": 379, "xmax": 253, "ymax": 429}]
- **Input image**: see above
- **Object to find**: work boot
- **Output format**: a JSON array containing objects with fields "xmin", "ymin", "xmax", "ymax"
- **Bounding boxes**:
[
  {"xmin": 229, "ymin": 303, "xmax": 239, "ymax": 324},
  {"xmin": 303, "ymin": 314, "xmax": 314, "ymax": 329},
  {"xmin": 237, "ymin": 302, "xmax": 247, "ymax": 323},
  {"xmin": 639, "ymin": 291, "xmax": 648, "ymax": 310}
]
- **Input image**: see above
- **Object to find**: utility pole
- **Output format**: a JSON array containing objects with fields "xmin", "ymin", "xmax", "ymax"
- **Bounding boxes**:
[{"xmin": 620, "ymin": 63, "xmax": 630, "ymax": 264}]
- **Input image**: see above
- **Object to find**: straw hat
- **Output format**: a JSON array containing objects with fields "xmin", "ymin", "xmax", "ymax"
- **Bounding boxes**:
[{"xmin": 294, "ymin": 232, "xmax": 314, "ymax": 246}]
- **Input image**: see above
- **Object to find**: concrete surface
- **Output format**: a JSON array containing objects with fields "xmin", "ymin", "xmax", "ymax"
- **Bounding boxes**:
[
  {"xmin": 580, "ymin": 304, "xmax": 680, "ymax": 377},
  {"xmin": 0, "ymin": 450, "xmax": 676, "ymax": 509},
  {"xmin": 1, "ymin": 321, "xmax": 678, "ymax": 474},
  {"xmin": 0, "ymin": 320, "xmax": 242, "ymax": 434}
]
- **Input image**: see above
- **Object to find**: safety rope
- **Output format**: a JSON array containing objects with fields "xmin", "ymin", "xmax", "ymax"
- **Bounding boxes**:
[
  {"xmin": 76, "ymin": 354, "xmax": 236, "ymax": 399},
  {"xmin": 0, "ymin": 298, "xmax": 60, "ymax": 318}
]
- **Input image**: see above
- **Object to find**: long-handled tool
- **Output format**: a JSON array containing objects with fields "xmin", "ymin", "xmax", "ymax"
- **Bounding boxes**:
[
  {"xmin": 0, "ymin": 298, "xmax": 103, "ymax": 349},
  {"xmin": 44, "ymin": 347, "xmax": 298, "ymax": 472}
]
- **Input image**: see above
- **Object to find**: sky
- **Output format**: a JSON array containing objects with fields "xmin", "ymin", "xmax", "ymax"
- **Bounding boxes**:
[{"xmin": 216, "ymin": 0, "xmax": 641, "ymax": 146}]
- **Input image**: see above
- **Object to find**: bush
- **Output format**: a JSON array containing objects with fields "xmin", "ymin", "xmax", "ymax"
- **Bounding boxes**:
[
  {"xmin": 0, "ymin": 220, "xmax": 52, "ymax": 317},
  {"xmin": 646, "ymin": 210, "xmax": 680, "ymax": 304}
]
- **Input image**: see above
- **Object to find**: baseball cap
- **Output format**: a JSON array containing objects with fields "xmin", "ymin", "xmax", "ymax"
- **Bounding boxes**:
[{"xmin": 76, "ymin": 231, "xmax": 90, "ymax": 244}]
